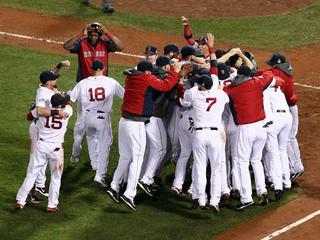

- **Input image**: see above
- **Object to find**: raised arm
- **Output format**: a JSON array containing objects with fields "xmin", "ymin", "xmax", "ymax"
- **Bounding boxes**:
[
  {"xmin": 63, "ymin": 24, "xmax": 88, "ymax": 51},
  {"xmin": 100, "ymin": 25, "xmax": 124, "ymax": 52}
]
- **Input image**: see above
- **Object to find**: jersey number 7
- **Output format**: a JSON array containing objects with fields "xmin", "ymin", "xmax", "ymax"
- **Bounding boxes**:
[{"xmin": 206, "ymin": 98, "xmax": 217, "ymax": 111}]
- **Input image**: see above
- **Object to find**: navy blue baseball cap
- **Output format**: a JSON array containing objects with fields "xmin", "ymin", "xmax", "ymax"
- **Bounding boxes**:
[
  {"xmin": 217, "ymin": 62, "xmax": 230, "ymax": 80},
  {"xmin": 144, "ymin": 45, "xmax": 158, "ymax": 55},
  {"xmin": 39, "ymin": 70, "xmax": 60, "ymax": 84},
  {"xmin": 51, "ymin": 93, "xmax": 67, "ymax": 108},
  {"xmin": 197, "ymin": 75, "xmax": 213, "ymax": 90},
  {"xmin": 156, "ymin": 56, "xmax": 170, "ymax": 67},
  {"xmin": 181, "ymin": 45, "xmax": 195, "ymax": 59},
  {"xmin": 92, "ymin": 60, "xmax": 104, "ymax": 71},
  {"xmin": 163, "ymin": 44, "xmax": 180, "ymax": 55},
  {"xmin": 137, "ymin": 60, "xmax": 153, "ymax": 72},
  {"xmin": 266, "ymin": 53, "xmax": 286, "ymax": 66}
]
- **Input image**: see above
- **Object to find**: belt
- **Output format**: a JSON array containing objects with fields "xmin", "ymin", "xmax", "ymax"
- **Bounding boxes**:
[
  {"xmin": 276, "ymin": 110, "xmax": 286, "ymax": 113},
  {"xmin": 263, "ymin": 121, "xmax": 273, "ymax": 128},
  {"xmin": 86, "ymin": 110, "xmax": 105, "ymax": 113},
  {"xmin": 195, "ymin": 127, "xmax": 218, "ymax": 131}
]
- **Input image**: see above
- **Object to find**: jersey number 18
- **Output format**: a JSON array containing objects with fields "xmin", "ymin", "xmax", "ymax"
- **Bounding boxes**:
[{"xmin": 89, "ymin": 87, "xmax": 105, "ymax": 101}]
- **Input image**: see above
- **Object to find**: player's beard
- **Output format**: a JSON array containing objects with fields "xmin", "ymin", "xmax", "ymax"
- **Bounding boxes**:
[{"xmin": 52, "ymin": 83, "xmax": 58, "ymax": 89}]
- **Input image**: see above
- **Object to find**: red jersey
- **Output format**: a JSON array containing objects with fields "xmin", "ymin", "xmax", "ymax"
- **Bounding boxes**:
[
  {"xmin": 121, "ymin": 70, "xmax": 179, "ymax": 118},
  {"xmin": 223, "ymin": 71, "xmax": 274, "ymax": 125},
  {"xmin": 270, "ymin": 67, "xmax": 297, "ymax": 106},
  {"xmin": 70, "ymin": 38, "xmax": 112, "ymax": 82}
]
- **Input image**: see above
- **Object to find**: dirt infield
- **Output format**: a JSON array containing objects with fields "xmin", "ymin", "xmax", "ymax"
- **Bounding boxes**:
[{"xmin": 1, "ymin": 5, "xmax": 319, "ymax": 240}]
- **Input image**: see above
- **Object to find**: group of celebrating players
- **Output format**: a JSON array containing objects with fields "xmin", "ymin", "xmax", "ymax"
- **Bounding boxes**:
[{"xmin": 15, "ymin": 16, "xmax": 304, "ymax": 212}]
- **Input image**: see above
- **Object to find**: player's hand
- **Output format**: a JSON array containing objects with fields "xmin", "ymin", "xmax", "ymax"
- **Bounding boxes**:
[
  {"xmin": 83, "ymin": 24, "xmax": 90, "ymax": 35},
  {"xmin": 181, "ymin": 16, "xmax": 189, "ymax": 26},
  {"xmin": 173, "ymin": 61, "xmax": 183, "ymax": 73},
  {"xmin": 180, "ymin": 63, "xmax": 193, "ymax": 77},
  {"xmin": 100, "ymin": 25, "xmax": 108, "ymax": 35},
  {"xmin": 59, "ymin": 110, "xmax": 69, "ymax": 119},
  {"xmin": 60, "ymin": 60, "xmax": 71, "ymax": 69},
  {"xmin": 206, "ymin": 32, "xmax": 214, "ymax": 48}
]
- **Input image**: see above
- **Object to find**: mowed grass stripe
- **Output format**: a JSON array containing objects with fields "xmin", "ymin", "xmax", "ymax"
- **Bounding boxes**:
[
  {"xmin": 0, "ymin": 1, "xmax": 320, "ymax": 49},
  {"xmin": 0, "ymin": 44, "xmax": 302, "ymax": 240}
]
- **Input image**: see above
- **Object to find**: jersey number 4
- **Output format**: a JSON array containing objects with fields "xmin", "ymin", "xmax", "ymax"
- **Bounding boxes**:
[
  {"xmin": 45, "ymin": 116, "xmax": 63, "ymax": 129},
  {"xmin": 206, "ymin": 98, "xmax": 217, "ymax": 111},
  {"xmin": 89, "ymin": 87, "xmax": 105, "ymax": 101}
]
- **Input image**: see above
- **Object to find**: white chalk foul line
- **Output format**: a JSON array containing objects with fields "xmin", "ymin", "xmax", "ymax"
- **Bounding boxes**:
[
  {"xmin": 261, "ymin": 209, "xmax": 320, "ymax": 240},
  {"xmin": 1, "ymin": 31, "xmax": 320, "ymax": 90},
  {"xmin": 0, "ymin": 31, "xmax": 144, "ymax": 59}
]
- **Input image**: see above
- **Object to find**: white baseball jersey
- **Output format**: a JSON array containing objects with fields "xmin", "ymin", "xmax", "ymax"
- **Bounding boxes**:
[
  {"xmin": 35, "ymin": 86, "xmax": 55, "ymax": 109},
  {"xmin": 69, "ymin": 76, "xmax": 124, "ymax": 112},
  {"xmin": 180, "ymin": 86, "xmax": 229, "ymax": 129},
  {"xmin": 269, "ymin": 86, "xmax": 290, "ymax": 113},
  {"xmin": 37, "ymin": 105, "xmax": 73, "ymax": 144}
]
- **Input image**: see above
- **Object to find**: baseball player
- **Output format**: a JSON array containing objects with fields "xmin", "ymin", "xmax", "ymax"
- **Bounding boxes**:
[
  {"xmin": 16, "ymin": 91, "xmax": 72, "ymax": 212},
  {"xmin": 107, "ymin": 60, "xmax": 181, "ymax": 211},
  {"xmin": 63, "ymin": 22, "xmax": 123, "ymax": 164},
  {"xmin": 144, "ymin": 45, "xmax": 158, "ymax": 65},
  {"xmin": 69, "ymin": 60, "xmax": 124, "ymax": 186},
  {"xmin": 83, "ymin": 0, "xmax": 115, "ymax": 13},
  {"xmin": 265, "ymin": 53, "xmax": 304, "ymax": 182},
  {"xmin": 25, "ymin": 61, "xmax": 71, "ymax": 200},
  {"xmin": 263, "ymin": 78, "xmax": 293, "ymax": 199},
  {"xmin": 180, "ymin": 75, "xmax": 229, "ymax": 212},
  {"xmin": 223, "ymin": 66, "xmax": 284, "ymax": 210},
  {"xmin": 138, "ymin": 56, "xmax": 173, "ymax": 196}
]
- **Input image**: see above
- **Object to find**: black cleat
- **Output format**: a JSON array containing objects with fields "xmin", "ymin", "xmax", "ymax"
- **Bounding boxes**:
[
  {"xmin": 16, "ymin": 203, "xmax": 24, "ymax": 211},
  {"xmin": 190, "ymin": 199, "xmax": 199, "ymax": 209},
  {"xmin": 236, "ymin": 201, "xmax": 254, "ymax": 211},
  {"xmin": 208, "ymin": 203, "xmax": 220, "ymax": 213},
  {"xmin": 35, "ymin": 186, "xmax": 49, "ymax": 197},
  {"xmin": 274, "ymin": 189, "xmax": 284, "ymax": 201},
  {"xmin": 102, "ymin": 6, "xmax": 115, "ymax": 13},
  {"xmin": 27, "ymin": 193, "xmax": 40, "ymax": 204},
  {"xmin": 106, "ymin": 187, "xmax": 120, "ymax": 203},
  {"xmin": 230, "ymin": 189, "xmax": 240, "ymax": 200},
  {"xmin": 120, "ymin": 195, "xmax": 136, "ymax": 211},
  {"xmin": 219, "ymin": 193, "xmax": 230, "ymax": 208},
  {"xmin": 290, "ymin": 170, "xmax": 304, "ymax": 183},
  {"xmin": 259, "ymin": 193, "xmax": 269, "ymax": 206},
  {"xmin": 138, "ymin": 181, "xmax": 153, "ymax": 197}
]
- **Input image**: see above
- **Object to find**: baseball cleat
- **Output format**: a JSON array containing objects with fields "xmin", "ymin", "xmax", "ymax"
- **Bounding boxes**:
[
  {"xmin": 47, "ymin": 207, "xmax": 60, "ymax": 213},
  {"xmin": 171, "ymin": 186, "xmax": 184, "ymax": 196},
  {"xmin": 258, "ymin": 193, "xmax": 269, "ymax": 206},
  {"xmin": 290, "ymin": 170, "xmax": 304, "ymax": 183},
  {"xmin": 190, "ymin": 199, "xmax": 199, "ymax": 209},
  {"xmin": 138, "ymin": 181, "xmax": 153, "ymax": 197},
  {"xmin": 35, "ymin": 186, "xmax": 49, "ymax": 197},
  {"xmin": 230, "ymin": 189, "xmax": 240, "ymax": 200},
  {"xmin": 235, "ymin": 201, "xmax": 254, "ymax": 210},
  {"xmin": 274, "ymin": 189, "xmax": 284, "ymax": 201},
  {"xmin": 70, "ymin": 155, "xmax": 80, "ymax": 164},
  {"xmin": 106, "ymin": 187, "xmax": 120, "ymax": 203},
  {"xmin": 120, "ymin": 195, "xmax": 136, "ymax": 211},
  {"xmin": 16, "ymin": 203, "xmax": 24, "ymax": 210},
  {"xmin": 219, "ymin": 193, "xmax": 230, "ymax": 208},
  {"xmin": 27, "ymin": 193, "xmax": 40, "ymax": 204},
  {"xmin": 102, "ymin": 6, "xmax": 115, "ymax": 13},
  {"xmin": 94, "ymin": 176, "xmax": 107, "ymax": 188},
  {"xmin": 208, "ymin": 203, "xmax": 220, "ymax": 213}
]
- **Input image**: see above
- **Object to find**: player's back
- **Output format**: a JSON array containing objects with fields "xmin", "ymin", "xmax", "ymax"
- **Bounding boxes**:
[
  {"xmin": 269, "ymin": 86, "xmax": 289, "ymax": 113},
  {"xmin": 191, "ymin": 87, "xmax": 229, "ymax": 129},
  {"xmin": 37, "ymin": 105, "xmax": 73, "ymax": 144},
  {"xmin": 74, "ymin": 76, "xmax": 123, "ymax": 113}
]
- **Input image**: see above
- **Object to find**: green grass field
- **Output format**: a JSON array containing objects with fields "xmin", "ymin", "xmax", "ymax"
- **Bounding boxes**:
[
  {"xmin": 0, "ymin": 45, "xmax": 302, "ymax": 240},
  {"xmin": 0, "ymin": 0, "xmax": 320, "ymax": 49}
]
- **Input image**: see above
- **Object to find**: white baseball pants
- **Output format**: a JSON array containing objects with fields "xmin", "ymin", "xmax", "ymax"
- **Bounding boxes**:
[
  {"xmin": 140, "ymin": 117, "xmax": 167, "ymax": 185},
  {"xmin": 85, "ymin": 111, "xmax": 113, "ymax": 180},
  {"xmin": 172, "ymin": 113, "xmax": 193, "ymax": 190},
  {"xmin": 16, "ymin": 140, "xmax": 64, "ymax": 208},
  {"xmin": 192, "ymin": 129, "xmax": 224, "ymax": 206},
  {"xmin": 29, "ymin": 122, "xmax": 47, "ymax": 188},
  {"xmin": 71, "ymin": 103, "xmax": 86, "ymax": 159},
  {"xmin": 235, "ymin": 120, "xmax": 268, "ymax": 204},
  {"xmin": 287, "ymin": 105, "xmax": 304, "ymax": 173},
  {"xmin": 110, "ymin": 117, "xmax": 146, "ymax": 200}
]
